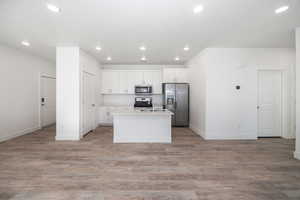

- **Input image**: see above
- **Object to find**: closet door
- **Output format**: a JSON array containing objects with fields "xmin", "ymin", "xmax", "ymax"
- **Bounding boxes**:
[{"xmin": 82, "ymin": 72, "xmax": 96, "ymax": 137}]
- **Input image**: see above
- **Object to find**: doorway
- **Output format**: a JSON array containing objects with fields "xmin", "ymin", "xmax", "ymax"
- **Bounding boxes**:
[
  {"xmin": 258, "ymin": 70, "xmax": 282, "ymax": 137},
  {"xmin": 82, "ymin": 71, "xmax": 96, "ymax": 137},
  {"xmin": 40, "ymin": 76, "xmax": 56, "ymax": 128}
]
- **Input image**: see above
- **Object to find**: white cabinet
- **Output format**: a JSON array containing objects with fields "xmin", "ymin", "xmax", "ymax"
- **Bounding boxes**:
[
  {"xmin": 163, "ymin": 68, "xmax": 188, "ymax": 83},
  {"xmin": 143, "ymin": 71, "xmax": 162, "ymax": 94},
  {"xmin": 119, "ymin": 71, "xmax": 143, "ymax": 94},
  {"xmin": 102, "ymin": 71, "xmax": 120, "ymax": 94},
  {"xmin": 101, "ymin": 70, "xmax": 162, "ymax": 94},
  {"xmin": 119, "ymin": 71, "xmax": 130, "ymax": 94},
  {"xmin": 99, "ymin": 106, "xmax": 131, "ymax": 125},
  {"xmin": 98, "ymin": 106, "xmax": 114, "ymax": 125},
  {"xmin": 163, "ymin": 68, "xmax": 177, "ymax": 82},
  {"xmin": 175, "ymin": 68, "xmax": 188, "ymax": 83},
  {"xmin": 130, "ymin": 71, "xmax": 144, "ymax": 93},
  {"xmin": 98, "ymin": 106, "xmax": 108, "ymax": 124}
]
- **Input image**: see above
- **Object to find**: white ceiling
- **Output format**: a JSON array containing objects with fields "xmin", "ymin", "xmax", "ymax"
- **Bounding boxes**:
[{"xmin": 0, "ymin": 0, "xmax": 299, "ymax": 64}]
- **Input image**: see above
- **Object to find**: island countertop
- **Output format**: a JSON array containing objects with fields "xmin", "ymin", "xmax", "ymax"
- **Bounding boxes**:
[{"xmin": 111, "ymin": 108, "xmax": 174, "ymax": 116}]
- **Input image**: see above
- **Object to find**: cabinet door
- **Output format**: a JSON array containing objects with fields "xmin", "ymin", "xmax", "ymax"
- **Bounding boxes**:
[
  {"xmin": 151, "ymin": 71, "xmax": 162, "ymax": 94},
  {"xmin": 102, "ymin": 71, "xmax": 120, "ymax": 94},
  {"xmin": 163, "ymin": 68, "xmax": 177, "ymax": 83},
  {"xmin": 142, "ymin": 71, "xmax": 162, "ymax": 94},
  {"xmin": 128, "ymin": 71, "xmax": 143, "ymax": 94},
  {"xmin": 98, "ymin": 107, "xmax": 107, "ymax": 124},
  {"xmin": 119, "ymin": 71, "xmax": 129, "ymax": 94},
  {"xmin": 143, "ymin": 71, "xmax": 153, "ymax": 85},
  {"xmin": 107, "ymin": 107, "xmax": 113, "ymax": 124},
  {"xmin": 175, "ymin": 68, "xmax": 188, "ymax": 83}
]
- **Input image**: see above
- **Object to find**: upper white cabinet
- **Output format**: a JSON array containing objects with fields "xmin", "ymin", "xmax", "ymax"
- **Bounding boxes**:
[
  {"xmin": 163, "ymin": 68, "xmax": 189, "ymax": 83},
  {"xmin": 101, "ymin": 70, "xmax": 162, "ymax": 94},
  {"xmin": 119, "ymin": 71, "xmax": 143, "ymax": 94},
  {"xmin": 102, "ymin": 71, "xmax": 120, "ymax": 94},
  {"xmin": 143, "ymin": 71, "xmax": 162, "ymax": 94}
]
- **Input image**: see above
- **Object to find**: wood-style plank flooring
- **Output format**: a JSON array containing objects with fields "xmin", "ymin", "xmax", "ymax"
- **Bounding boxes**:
[{"xmin": 0, "ymin": 126, "xmax": 300, "ymax": 200}]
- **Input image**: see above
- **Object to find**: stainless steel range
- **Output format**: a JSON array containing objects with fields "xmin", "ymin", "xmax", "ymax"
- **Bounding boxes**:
[{"xmin": 134, "ymin": 97, "xmax": 153, "ymax": 108}]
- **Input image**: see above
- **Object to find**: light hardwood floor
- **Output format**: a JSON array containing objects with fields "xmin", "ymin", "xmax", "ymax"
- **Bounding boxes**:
[{"xmin": 0, "ymin": 126, "xmax": 299, "ymax": 200}]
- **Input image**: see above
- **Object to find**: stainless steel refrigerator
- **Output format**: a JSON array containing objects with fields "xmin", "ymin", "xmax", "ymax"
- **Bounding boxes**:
[{"xmin": 162, "ymin": 83, "xmax": 189, "ymax": 127}]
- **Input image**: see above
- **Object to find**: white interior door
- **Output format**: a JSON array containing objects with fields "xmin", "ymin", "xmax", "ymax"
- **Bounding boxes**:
[
  {"xmin": 258, "ymin": 70, "xmax": 282, "ymax": 137},
  {"xmin": 82, "ymin": 72, "xmax": 96, "ymax": 136},
  {"xmin": 41, "ymin": 76, "xmax": 56, "ymax": 127}
]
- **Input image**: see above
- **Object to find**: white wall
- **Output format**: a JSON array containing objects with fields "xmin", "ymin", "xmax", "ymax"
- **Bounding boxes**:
[
  {"xmin": 0, "ymin": 45, "xmax": 55, "ymax": 142},
  {"xmin": 186, "ymin": 50, "xmax": 208, "ymax": 138},
  {"xmin": 187, "ymin": 48, "xmax": 295, "ymax": 140},
  {"xmin": 295, "ymin": 28, "xmax": 300, "ymax": 160}
]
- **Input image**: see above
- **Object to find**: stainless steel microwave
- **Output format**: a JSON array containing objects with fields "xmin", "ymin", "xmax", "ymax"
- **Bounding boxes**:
[{"xmin": 135, "ymin": 86, "xmax": 152, "ymax": 94}]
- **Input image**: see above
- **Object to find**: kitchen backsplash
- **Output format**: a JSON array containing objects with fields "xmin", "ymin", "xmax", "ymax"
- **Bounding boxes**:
[{"xmin": 102, "ymin": 94, "xmax": 163, "ymax": 107}]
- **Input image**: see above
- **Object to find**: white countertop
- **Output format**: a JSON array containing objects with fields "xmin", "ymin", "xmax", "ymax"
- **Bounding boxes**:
[{"xmin": 111, "ymin": 108, "xmax": 173, "ymax": 116}]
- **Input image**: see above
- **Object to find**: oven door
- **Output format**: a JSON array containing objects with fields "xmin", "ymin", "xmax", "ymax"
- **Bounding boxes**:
[{"xmin": 135, "ymin": 86, "xmax": 152, "ymax": 94}]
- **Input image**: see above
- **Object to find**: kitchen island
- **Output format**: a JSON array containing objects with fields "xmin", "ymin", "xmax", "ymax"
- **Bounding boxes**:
[{"xmin": 112, "ymin": 108, "xmax": 173, "ymax": 143}]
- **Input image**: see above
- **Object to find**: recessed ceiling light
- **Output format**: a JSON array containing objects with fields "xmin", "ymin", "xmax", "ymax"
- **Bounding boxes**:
[
  {"xmin": 95, "ymin": 46, "xmax": 102, "ymax": 51},
  {"xmin": 106, "ymin": 56, "xmax": 112, "ymax": 61},
  {"xmin": 140, "ymin": 56, "xmax": 147, "ymax": 61},
  {"xmin": 184, "ymin": 46, "xmax": 190, "ymax": 51},
  {"xmin": 174, "ymin": 57, "xmax": 180, "ymax": 61},
  {"xmin": 275, "ymin": 5, "xmax": 289, "ymax": 14},
  {"xmin": 47, "ymin": 3, "xmax": 61, "ymax": 13},
  {"xmin": 193, "ymin": 5, "xmax": 204, "ymax": 14},
  {"xmin": 139, "ymin": 46, "xmax": 146, "ymax": 51},
  {"xmin": 21, "ymin": 41, "xmax": 30, "ymax": 46}
]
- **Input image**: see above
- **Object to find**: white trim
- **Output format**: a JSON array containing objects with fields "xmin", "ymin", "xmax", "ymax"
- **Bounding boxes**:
[
  {"xmin": 0, "ymin": 127, "xmax": 40, "ymax": 143},
  {"xmin": 80, "ymin": 70, "xmax": 97, "ymax": 138},
  {"xmin": 38, "ymin": 73, "xmax": 56, "ymax": 128},
  {"xmin": 294, "ymin": 151, "xmax": 300, "ymax": 160},
  {"xmin": 205, "ymin": 134, "xmax": 257, "ymax": 140},
  {"xmin": 98, "ymin": 123, "xmax": 113, "ymax": 126},
  {"xmin": 189, "ymin": 123, "xmax": 205, "ymax": 139},
  {"xmin": 55, "ymin": 135, "xmax": 80, "ymax": 141}
]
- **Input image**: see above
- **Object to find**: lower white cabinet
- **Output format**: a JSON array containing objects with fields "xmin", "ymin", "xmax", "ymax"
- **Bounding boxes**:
[
  {"xmin": 99, "ymin": 106, "xmax": 130, "ymax": 125},
  {"xmin": 99, "ymin": 106, "xmax": 113, "ymax": 125}
]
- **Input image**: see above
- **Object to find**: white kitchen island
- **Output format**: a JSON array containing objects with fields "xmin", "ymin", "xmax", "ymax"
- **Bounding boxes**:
[{"xmin": 112, "ymin": 109, "xmax": 173, "ymax": 143}]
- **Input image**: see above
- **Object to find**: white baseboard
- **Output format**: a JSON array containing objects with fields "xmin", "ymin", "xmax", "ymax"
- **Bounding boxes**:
[
  {"xmin": 282, "ymin": 135, "xmax": 296, "ymax": 139},
  {"xmin": 204, "ymin": 131, "xmax": 257, "ymax": 140},
  {"xmin": 98, "ymin": 123, "xmax": 113, "ymax": 127},
  {"xmin": 55, "ymin": 136, "xmax": 80, "ymax": 141},
  {"xmin": 189, "ymin": 123, "xmax": 205, "ymax": 139},
  {"xmin": 0, "ymin": 126, "xmax": 41, "ymax": 143},
  {"xmin": 205, "ymin": 135, "xmax": 257, "ymax": 140},
  {"xmin": 294, "ymin": 151, "xmax": 300, "ymax": 160}
]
